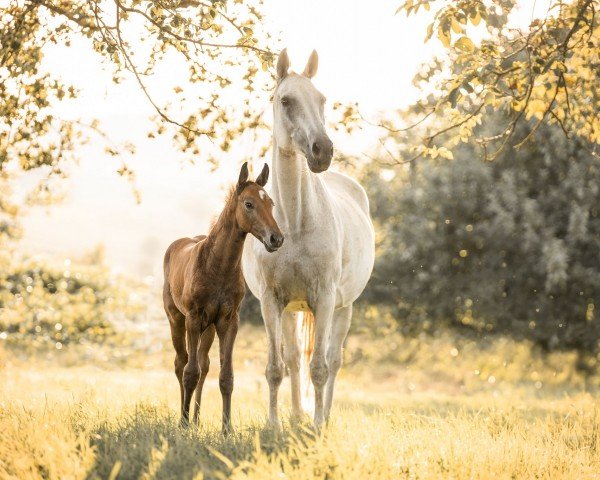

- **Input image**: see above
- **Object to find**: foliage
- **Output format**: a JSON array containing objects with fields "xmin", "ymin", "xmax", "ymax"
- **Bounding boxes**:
[
  {"xmin": 392, "ymin": 0, "xmax": 599, "ymax": 162},
  {"xmin": 362, "ymin": 118, "xmax": 600, "ymax": 362},
  {"xmin": 0, "ymin": 252, "xmax": 145, "ymax": 350},
  {"xmin": 0, "ymin": 0, "xmax": 274, "ymax": 186}
]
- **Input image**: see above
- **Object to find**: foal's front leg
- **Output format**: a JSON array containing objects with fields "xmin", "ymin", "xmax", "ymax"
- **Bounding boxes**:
[
  {"xmin": 216, "ymin": 313, "xmax": 239, "ymax": 435},
  {"xmin": 192, "ymin": 325, "xmax": 216, "ymax": 425},
  {"xmin": 181, "ymin": 315, "xmax": 201, "ymax": 427}
]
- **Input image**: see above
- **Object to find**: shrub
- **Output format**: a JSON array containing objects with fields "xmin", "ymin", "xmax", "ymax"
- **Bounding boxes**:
[{"xmin": 361, "ymin": 120, "xmax": 600, "ymax": 363}]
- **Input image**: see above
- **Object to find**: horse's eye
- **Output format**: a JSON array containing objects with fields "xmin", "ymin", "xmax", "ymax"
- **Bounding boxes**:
[
  {"xmin": 244, "ymin": 201, "xmax": 254, "ymax": 210},
  {"xmin": 281, "ymin": 96, "xmax": 290, "ymax": 106}
]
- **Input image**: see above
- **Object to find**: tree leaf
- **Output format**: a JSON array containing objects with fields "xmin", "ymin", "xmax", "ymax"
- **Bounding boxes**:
[{"xmin": 455, "ymin": 36, "xmax": 475, "ymax": 53}]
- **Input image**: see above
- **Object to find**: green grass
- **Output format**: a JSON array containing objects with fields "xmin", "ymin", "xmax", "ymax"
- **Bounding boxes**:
[{"xmin": 1, "ymin": 326, "xmax": 599, "ymax": 479}]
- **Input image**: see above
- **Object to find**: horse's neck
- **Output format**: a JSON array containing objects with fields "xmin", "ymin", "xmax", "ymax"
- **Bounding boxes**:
[
  {"xmin": 200, "ymin": 205, "xmax": 246, "ymax": 275},
  {"xmin": 271, "ymin": 141, "xmax": 323, "ymax": 232}
]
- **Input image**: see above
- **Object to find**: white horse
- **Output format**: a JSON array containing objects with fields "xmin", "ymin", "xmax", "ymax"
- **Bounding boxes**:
[{"xmin": 242, "ymin": 49, "xmax": 375, "ymax": 427}]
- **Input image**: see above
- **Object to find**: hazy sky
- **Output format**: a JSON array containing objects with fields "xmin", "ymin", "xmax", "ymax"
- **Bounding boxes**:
[{"xmin": 17, "ymin": 0, "xmax": 547, "ymax": 279}]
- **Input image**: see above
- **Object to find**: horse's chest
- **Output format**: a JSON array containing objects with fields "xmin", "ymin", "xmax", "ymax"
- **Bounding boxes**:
[{"xmin": 260, "ymin": 239, "xmax": 341, "ymax": 301}]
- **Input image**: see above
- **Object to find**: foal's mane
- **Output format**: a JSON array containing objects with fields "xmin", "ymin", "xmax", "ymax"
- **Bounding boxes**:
[{"xmin": 202, "ymin": 182, "xmax": 250, "ymax": 253}]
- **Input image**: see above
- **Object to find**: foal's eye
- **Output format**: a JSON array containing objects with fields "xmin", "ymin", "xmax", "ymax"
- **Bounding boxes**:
[{"xmin": 244, "ymin": 201, "xmax": 254, "ymax": 210}]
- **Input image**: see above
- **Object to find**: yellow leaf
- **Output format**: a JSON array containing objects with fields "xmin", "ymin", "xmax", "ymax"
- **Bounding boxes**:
[
  {"xmin": 455, "ymin": 36, "xmax": 475, "ymax": 53},
  {"xmin": 451, "ymin": 18, "xmax": 463, "ymax": 34},
  {"xmin": 439, "ymin": 29, "xmax": 451, "ymax": 48},
  {"xmin": 438, "ymin": 147, "xmax": 454, "ymax": 160}
]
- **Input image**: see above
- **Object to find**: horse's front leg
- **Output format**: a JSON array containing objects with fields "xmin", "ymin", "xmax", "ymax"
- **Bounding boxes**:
[
  {"xmin": 260, "ymin": 291, "xmax": 285, "ymax": 428},
  {"xmin": 324, "ymin": 304, "xmax": 352, "ymax": 421},
  {"xmin": 282, "ymin": 311, "xmax": 303, "ymax": 418},
  {"xmin": 216, "ymin": 313, "xmax": 239, "ymax": 435},
  {"xmin": 310, "ymin": 291, "xmax": 336, "ymax": 429}
]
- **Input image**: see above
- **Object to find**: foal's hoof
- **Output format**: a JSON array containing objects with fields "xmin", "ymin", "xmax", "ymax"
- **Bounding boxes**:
[{"xmin": 179, "ymin": 417, "xmax": 190, "ymax": 428}]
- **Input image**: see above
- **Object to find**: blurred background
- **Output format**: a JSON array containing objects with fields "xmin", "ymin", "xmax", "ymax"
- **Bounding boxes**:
[{"xmin": 1, "ymin": 0, "xmax": 599, "ymax": 392}]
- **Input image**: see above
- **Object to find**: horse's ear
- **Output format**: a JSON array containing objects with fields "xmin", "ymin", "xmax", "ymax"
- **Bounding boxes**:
[
  {"xmin": 255, "ymin": 163, "xmax": 269, "ymax": 187},
  {"xmin": 237, "ymin": 162, "xmax": 249, "ymax": 194},
  {"xmin": 302, "ymin": 50, "xmax": 318, "ymax": 79},
  {"xmin": 277, "ymin": 48, "xmax": 290, "ymax": 80}
]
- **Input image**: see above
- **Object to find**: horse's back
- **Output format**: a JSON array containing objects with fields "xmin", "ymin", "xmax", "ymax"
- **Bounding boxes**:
[
  {"xmin": 322, "ymin": 170, "xmax": 370, "ymax": 216},
  {"xmin": 322, "ymin": 171, "xmax": 375, "ymax": 306}
]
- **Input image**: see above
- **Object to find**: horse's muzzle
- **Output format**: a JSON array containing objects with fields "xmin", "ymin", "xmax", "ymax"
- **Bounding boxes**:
[
  {"xmin": 263, "ymin": 232, "xmax": 284, "ymax": 252},
  {"xmin": 307, "ymin": 136, "xmax": 333, "ymax": 173}
]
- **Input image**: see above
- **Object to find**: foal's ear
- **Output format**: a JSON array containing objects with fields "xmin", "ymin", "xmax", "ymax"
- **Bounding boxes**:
[
  {"xmin": 255, "ymin": 163, "xmax": 269, "ymax": 187},
  {"xmin": 237, "ymin": 162, "xmax": 249, "ymax": 194},
  {"xmin": 277, "ymin": 48, "xmax": 290, "ymax": 80},
  {"xmin": 302, "ymin": 50, "xmax": 318, "ymax": 79}
]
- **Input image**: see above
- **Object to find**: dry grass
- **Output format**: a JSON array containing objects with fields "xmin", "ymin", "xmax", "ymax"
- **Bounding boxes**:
[{"xmin": 1, "ymin": 326, "xmax": 599, "ymax": 479}]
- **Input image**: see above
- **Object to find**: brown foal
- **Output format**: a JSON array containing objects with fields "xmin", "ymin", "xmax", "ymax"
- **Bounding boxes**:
[{"xmin": 163, "ymin": 162, "xmax": 283, "ymax": 433}]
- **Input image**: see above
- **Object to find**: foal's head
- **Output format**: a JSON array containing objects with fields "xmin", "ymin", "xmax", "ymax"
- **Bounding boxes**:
[
  {"xmin": 235, "ymin": 162, "xmax": 283, "ymax": 252},
  {"xmin": 273, "ymin": 48, "xmax": 333, "ymax": 173}
]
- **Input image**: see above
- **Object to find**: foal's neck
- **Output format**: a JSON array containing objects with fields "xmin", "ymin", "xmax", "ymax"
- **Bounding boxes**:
[
  {"xmin": 271, "ymin": 140, "xmax": 321, "ymax": 232},
  {"xmin": 201, "ymin": 192, "xmax": 246, "ymax": 275}
]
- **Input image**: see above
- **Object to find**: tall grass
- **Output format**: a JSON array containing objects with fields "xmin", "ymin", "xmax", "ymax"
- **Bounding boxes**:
[{"xmin": 1, "ymin": 346, "xmax": 599, "ymax": 479}]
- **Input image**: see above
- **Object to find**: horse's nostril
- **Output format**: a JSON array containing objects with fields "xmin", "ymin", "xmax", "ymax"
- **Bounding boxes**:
[
  {"xmin": 312, "ymin": 142, "xmax": 320, "ymax": 157},
  {"xmin": 269, "ymin": 234, "xmax": 283, "ymax": 248}
]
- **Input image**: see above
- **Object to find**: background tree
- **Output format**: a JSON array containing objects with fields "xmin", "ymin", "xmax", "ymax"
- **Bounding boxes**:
[
  {"xmin": 361, "ymin": 115, "xmax": 600, "ymax": 369},
  {"xmin": 389, "ymin": 0, "xmax": 598, "ymax": 163}
]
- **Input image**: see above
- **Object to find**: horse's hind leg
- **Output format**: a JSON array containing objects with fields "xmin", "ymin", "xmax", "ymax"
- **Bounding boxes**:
[
  {"xmin": 324, "ymin": 304, "xmax": 352, "ymax": 421},
  {"xmin": 192, "ymin": 325, "xmax": 216, "ymax": 425},
  {"xmin": 166, "ymin": 300, "xmax": 188, "ymax": 419}
]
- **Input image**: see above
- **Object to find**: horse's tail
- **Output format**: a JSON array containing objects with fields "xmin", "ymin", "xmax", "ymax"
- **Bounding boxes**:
[{"xmin": 297, "ymin": 310, "xmax": 315, "ymax": 413}]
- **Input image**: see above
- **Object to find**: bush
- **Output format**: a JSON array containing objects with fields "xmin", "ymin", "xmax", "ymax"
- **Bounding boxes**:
[
  {"xmin": 0, "ymin": 254, "xmax": 144, "ymax": 351},
  {"xmin": 361, "ymin": 120, "xmax": 600, "ymax": 363}
]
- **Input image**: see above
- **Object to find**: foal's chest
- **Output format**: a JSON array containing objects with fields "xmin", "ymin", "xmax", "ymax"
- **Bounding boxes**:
[{"xmin": 189, "ymin": 280, "xmax": 244, "ymax": 321}]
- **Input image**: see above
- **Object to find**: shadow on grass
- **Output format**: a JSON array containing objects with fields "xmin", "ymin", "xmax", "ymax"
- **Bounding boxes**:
[{"xmin": 85, "ymin": 403, "xmax": 317, "ymax": 480}]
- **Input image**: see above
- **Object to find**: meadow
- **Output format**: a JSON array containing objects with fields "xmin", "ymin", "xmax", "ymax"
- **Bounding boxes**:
[{"xmin": 1, "ymin": 322, "xmax": 599, "ymax": 480}]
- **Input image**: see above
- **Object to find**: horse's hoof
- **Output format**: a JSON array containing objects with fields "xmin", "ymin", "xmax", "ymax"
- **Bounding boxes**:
[
  {"xmin": 289, "ymin": 411, "xmax": 309, "ymax": 426},
  {"xmin": 267, "ymin": 419, "xmax": 281, "ymax": 432}
]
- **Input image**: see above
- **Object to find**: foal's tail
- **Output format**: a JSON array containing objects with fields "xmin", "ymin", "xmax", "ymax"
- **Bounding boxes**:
[{"xmin": 297, "ymin": 310, "xmax": 315, "ymax": 413}]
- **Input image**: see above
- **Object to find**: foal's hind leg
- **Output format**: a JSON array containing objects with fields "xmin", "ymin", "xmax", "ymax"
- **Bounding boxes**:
[
  {"xmin": 181, "ymin": 315, "xmax": 202, "ymax": 426},
  {"xmin": 192, "ymin": 325, "xmax": 216, "ymax": 425},
  {"xmin": 324, "ymin": 304, "xmax": 352, "ymax": 421},
  {"xmin": 166, "ymin": 304, "xmax": 187, "ymax": 419}
]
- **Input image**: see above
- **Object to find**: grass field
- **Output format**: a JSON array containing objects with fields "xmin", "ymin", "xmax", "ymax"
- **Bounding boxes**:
[{"xmin": 1, "ymin": 325, "xmax": 599, "ymax": 479}]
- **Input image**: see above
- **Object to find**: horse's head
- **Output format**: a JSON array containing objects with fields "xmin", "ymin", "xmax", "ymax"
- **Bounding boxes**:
[
  {"xmin": 273, "ymin": 48, "xmax": 333, "ymax": 173},
  {"xmin": 235, "ymin": 162, "xmax": 284, "ymax": 252}
]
